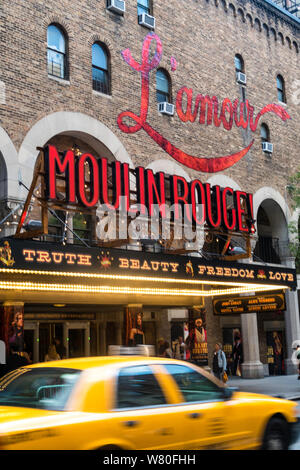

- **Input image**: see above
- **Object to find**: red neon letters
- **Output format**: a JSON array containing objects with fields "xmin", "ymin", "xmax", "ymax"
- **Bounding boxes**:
[
  {"xmin": 44, "ymin": 145, "xmax": 255, "ymax": 234},
  {"xmin": 118, "ymin": 33, "xmax": 291, "ymax": 173}
]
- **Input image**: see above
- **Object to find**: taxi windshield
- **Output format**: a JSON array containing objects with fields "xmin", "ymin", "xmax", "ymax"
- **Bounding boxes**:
[{"xmin": 0, "ymin": 368, "xmax": 81, "ymax": 411}]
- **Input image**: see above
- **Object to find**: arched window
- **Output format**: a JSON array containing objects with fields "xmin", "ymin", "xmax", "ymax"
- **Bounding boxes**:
[
  {"xmin": 234, "ymin": 54, "xmax": 244, "ymax": 73},
  {"xmin": 156, "ymin": 69, "xmax": 171, "ymax": 103},
  {"xmin": 92, "ymin": 43, "xmax": 110, "ymax": 94},
  {"xmin": 137, "ymin": 0, "xmax": 151, "ymax": 16},
  {"xmin": 276, "ymin": 75, "xmax": 286, "ymax": 103},
  {"xmin": 47, "ymin": 24, "xmax": 67, "ymax": 79},
  {"xmin": 260, "ymin": 123, "xmax": 270, "ymax": 143}
]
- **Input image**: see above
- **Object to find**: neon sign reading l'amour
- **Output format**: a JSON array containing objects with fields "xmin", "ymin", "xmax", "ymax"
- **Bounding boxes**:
[{"xmin": 117, "ymin": 33, "xmax": 291, "ymax": 173}]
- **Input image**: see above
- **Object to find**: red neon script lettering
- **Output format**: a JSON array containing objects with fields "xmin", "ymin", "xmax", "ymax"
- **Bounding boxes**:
[{"xmin": 118, "ymin": 34, "xmax": 291, "ymax": 174}]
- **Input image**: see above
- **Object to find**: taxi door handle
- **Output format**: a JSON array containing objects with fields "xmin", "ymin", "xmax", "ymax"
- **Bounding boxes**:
[
  {"xmin": 188, "ymin": 412, "xmax": 202, "ymax": 419},
  {"xmin": 158, "ymin": 427, "xmax": 173, "ymax": 436},
  {"xmin": 123, "ymin": 420, "xmax": 140, "ymax": 428}
]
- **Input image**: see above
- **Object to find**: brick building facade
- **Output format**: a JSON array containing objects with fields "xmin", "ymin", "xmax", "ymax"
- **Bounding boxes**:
[{"xmin": 0, "ymin": 0, "xmax": 299, "ymax": 377}]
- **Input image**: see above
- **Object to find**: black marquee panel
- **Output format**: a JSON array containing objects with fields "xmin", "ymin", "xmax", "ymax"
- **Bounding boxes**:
[{"xmin": 0, "ymin": 239, "xmax": 296, "ymax": 290}]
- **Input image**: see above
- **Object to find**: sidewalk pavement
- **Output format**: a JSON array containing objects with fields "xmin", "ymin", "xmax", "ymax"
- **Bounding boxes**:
[{"xmin": 227, "ymin": 374, "xmax": 300, "ymax": 401}]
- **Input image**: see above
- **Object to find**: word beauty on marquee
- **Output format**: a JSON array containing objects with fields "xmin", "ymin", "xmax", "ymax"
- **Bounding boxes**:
[
  {"xmin": 0, "ymin": 238, "xmax": 295, "ymax": 288},
  {"xmin": 21, "ymin": 248, "xmax": 290, "ymax": 281},
  {"xmin": 44, "ymin": 144, "xmax": 255, "ymax": 234},
  {"xmin": 117, "ymin": 33, "xmax": 291, "ymax": 173}
]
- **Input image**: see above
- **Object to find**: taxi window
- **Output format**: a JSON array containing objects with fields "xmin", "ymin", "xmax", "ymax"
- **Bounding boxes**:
[
  {"xmin": 116, "ymin": 365, "xmax": 167, "ymax": 409},
  {"xmin": 0, "ymin": 367, "xmax": 80, "ymax": 410},
  {"xmin": 164, "ymin": 364, "xmax": 224, "ymax": 403}
]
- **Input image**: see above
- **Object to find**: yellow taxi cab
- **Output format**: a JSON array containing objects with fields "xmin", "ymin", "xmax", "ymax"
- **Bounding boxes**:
[{"xmin": 0, "ymin": 355, "xmax": 299, "ymax": 450}]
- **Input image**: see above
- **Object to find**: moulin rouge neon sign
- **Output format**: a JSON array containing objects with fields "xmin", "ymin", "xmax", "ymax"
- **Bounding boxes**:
[
  {"xmin": 44, "ymin": 144, "xmax": 255, "ymax": 234},
  {"xmin": 117, "ymin": 33, "xmax": 291, "ymax": 173}
]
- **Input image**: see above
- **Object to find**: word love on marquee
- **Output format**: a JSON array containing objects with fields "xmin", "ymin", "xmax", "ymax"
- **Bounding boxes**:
[
  {"xmin": 118, "ymin": 33, "xmax": 290, "ymax": 173},
  {"xmin": 45, "ymin": 144, "xmax": 255, "ymax": 233},
  {"xmin": 1, "ymin": 239, "xmax": 296, "ymax": 290}
]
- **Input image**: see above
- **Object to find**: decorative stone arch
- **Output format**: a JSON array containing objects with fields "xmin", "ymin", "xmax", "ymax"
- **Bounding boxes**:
[
  {"xmin": 278, "ymin": 32, "xmax": 284, "ymax": 45},
  {"xmin": 253, "ymin": 187, "xmax": 291, "ymax": 261},
  {"xmin": 17, "ymin": 111, "xmax": 134, "ymax": 192},
  {"xmin": 263, "ymin": 23, "xmax": 269, "ymax": 37},
  {"xmin": 270, "ymin": 27, "xmax": 277, "ymax": 42},
  {"xmin": 246, "ymin": 13, "xmax": 253, "ymax": 27},
  {"xmin": 220, "ymin": 0, "xmax": 228, "ymax": 12},
  {"xmin": 286, "ymin": 36, "xmax": 292, "ymax": 49},
  {"xmin": 145, "ymin": 159, "xmax": 191, "ymax": 181},
  {"xmin": 253, "ymin": 187, "xmax": 291, "ymax": 223},
  {"xmin": 237, "ymin": 8, "xmax": 245, "ymax": 22},
  {"xmin": 254, "ymin": 18, "xmax": 262, "ymax": 32},
  {"xmin": 0, "ymin": 126, "xmax": 19, "ymax": 200},
  {"xmin": 206, "ymin": 174, "xmax": 241, "ymax": 191},
  {"xmin": 293, "ymin": 41, "xmax": 299, "ymax": 54},
  {"xmin": 228, "ymin": 3, "xmax": 236, "ymax": 17}
]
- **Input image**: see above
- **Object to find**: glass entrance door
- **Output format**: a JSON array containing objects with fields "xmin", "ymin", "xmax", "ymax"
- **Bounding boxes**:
[
  {"xmin": 24, "ymin": 322, "xmax": 39, "ymax": 363},
  {"xmin": 66, "ymin": 322, "xmax": 90, "ymax": 358},
  {"xmin": 39, "ymin": 323, "xmax": 64, "ymax": 362},
  {"xmin": 24, "ymin": 321, "xmax": 90, "ymax": 361}
]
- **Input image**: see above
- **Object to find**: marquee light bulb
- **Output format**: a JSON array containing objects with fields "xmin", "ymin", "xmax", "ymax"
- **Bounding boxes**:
[{"xmin": 0, "ymin": 280, "xmax": 287, "ymax": 298}]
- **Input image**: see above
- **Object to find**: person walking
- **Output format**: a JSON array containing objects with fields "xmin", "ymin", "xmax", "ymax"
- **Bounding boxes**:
[
  {"xmin": 272, "ymin": 331, "xmax": 283, "ymax": 375},
  {"xmin": 157, "ymin": 337, "xmax": 165, "ymax": 357},
  {"xmin": 162, "ymin": 341, "xmax": 172, "ymax": 358},
  {"xmin": 291, "ymin": 342, "xmax": 300, "ymax": 380},
  {"xmin": 212, "ymin": 342, "xmax": 227, "ymax": 381},
  {"xmin": 172, "ymin": 336, "xmax": 185, "ymax": 360},
  {"xmin": 53, "ymin": 338, "xmax": 67, "ymax": 359},
  {"xmin": 44, "ymin": 344, "xmax": 61, "ymax": 362},
  {"xmin": 297, "ymin": 345, "xmax": 300, "ymax": 380},
  {"xmin": 232, "ymin": 335, "xmax": 243, "ymax": 376},
  {"xmin": 2, "ymin": 342, "xmax": 29, "ymax": 376}
]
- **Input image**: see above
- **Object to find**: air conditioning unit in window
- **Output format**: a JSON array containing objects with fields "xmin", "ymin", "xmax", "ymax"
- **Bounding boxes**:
[
  {"xmin": 236, "ymin": 71, "xmax": 247, "ymax": 85},
  {"xmin": 107, "ymin": 0, "xmax": 125, "ymax": 14},
  {"xmin": 138, "ymin": 13, "xmax": 155, "ymax": 29},
  {"xmin": 262, "ymin": 142, "xmax": 273, "ymax": 153},
  {"xmin": 158, "ymin": 102, "xmax": 174, "ymax": 116}
]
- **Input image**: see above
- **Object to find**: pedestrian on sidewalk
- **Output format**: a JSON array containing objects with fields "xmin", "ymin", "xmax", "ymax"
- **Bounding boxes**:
[
  {"xmin": 212, "ymin": 342, "xmax": 227, "ymax": 381},
  {"xmin": 3, "ymin": 342, "xmax": 29, "ymax": 375},
  {"xmin": 157, "ymin": 337, "xmax": 165, "ymax": 357},
  {"xmin": 295, "ymin": 345, "xmax": 300, "ymax": 380},
  {"xmin": 291, "ymin": 341, "xmax": 300, "ymax": 379},
  {"xmin": 162, "ymin": 341, "xmax": 173, "ymax": 358},
  {"xmin": 232, "ymin": 334, "xmax": 243, "ymax": 376}
]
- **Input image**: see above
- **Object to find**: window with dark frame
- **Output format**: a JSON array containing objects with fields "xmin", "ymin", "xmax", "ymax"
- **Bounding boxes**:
[
  {"xmin": 47, "ymin": 24, "xmax": 68, "ymax": 80},
  {"xmin": 92, "ymin": 43, "xmax": 110, "ymax": 95},
  {"xmin": 276, "ymin": 75, "xmax": 286, "ymax": 103},
  {"xmin": 137, "ymin": 0, "xmax": 151, "ymax": 16},
  {"xmin": 234, "ymin": 54, "xmax": 244, "ymax": 73},
  {"xmin": 260, "ymin": 123, "xmax": 270, "ymax": 144},
  {"xmin": 156, "ymin": 69, "xmax": 171, "ymax": 104}
]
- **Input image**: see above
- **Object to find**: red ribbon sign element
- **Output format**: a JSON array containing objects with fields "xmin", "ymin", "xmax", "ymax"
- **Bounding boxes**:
[{"xmin": 117, "ymin": 33, "xmax": 290, "ymax": 173}]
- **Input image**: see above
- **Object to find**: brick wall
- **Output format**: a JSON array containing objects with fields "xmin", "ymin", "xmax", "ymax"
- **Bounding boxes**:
[
  {"xmin": 0, "ymin": 0, "xmax": 299, "ymax": 363},
  {"xmin": 0, "ymin": 0, "xmax": 298, "ymax": 196}
]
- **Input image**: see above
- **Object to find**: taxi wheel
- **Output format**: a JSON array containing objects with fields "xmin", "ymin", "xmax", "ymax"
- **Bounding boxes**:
[
  {"xmin": 262, "ymin": 417, "xmax": 289, "ymax": 450},
  {"xmin": 97, "ymin": 445, "xmax": 123, "ymax": 450}
]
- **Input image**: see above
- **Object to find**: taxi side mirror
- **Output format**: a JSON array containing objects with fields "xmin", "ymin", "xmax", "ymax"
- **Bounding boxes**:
[{"xmin": 223, "ymin": 386, "xmax": 238, "ymax": 401}]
